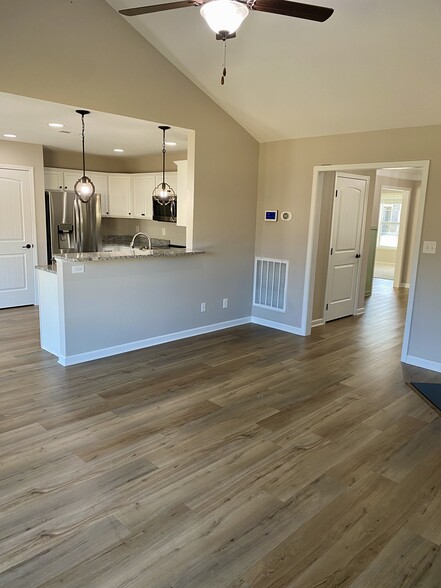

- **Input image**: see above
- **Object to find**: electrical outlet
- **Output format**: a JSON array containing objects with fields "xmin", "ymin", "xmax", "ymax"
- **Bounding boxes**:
[
  {"xmin": 423, "ymin": 241, "xmax": 437, "ymax": 254},
  {"xmin": 135, "ymin": 225, "xmax": 140, "ymax": 233},
  {"xmin": 72, "ymin": 265, "xmax": 85, "ymax": 274},
  {"xmin": 222, "ymin": 298, "xmax": 228, "ymax": 309},
  {"xmin": 200, "ymin": 302, "xmax": 206, "ymax": 312}
]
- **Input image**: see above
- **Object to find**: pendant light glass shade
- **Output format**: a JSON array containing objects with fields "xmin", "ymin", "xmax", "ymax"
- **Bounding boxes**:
[
  {"xmin": 200, "ymin": 0, "xmax": 249, "ymax": 35},
  {"xmin": 153, "ymin": 125, "xmax": 176, "ymax": 205},
  {"xmin": 74, "ymin": 109, "xmax": 95, "ymax": 203}
]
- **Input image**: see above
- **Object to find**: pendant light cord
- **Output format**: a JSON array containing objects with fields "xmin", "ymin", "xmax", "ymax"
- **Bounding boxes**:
[
  {"xmin": 81, "ymin": 113, "xmax": 86, "ymax": 177},
  {"xmin": 162, "ymin": 127, "xmax": 166, "ymax": 187},
  {"xmin": 221, "ymin": 39, "xmax": 227, "ymax": 85}
]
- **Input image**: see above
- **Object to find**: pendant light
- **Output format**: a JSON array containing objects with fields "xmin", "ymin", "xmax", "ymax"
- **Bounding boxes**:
[
  {"xmin": 152, "ymin": 125, "xmax": 176, "ymax": 205},
  {"xmin": 74, "ymin": 109, "xmax": 95, "ymax": 203}
]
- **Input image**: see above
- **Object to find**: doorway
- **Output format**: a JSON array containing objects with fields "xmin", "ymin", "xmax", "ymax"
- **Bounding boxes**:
[
  {"xmin": 302, "ymin": 160, "xmax": 430, "ymax": 365},
  {"xmin": 373, "ymin": 186, "xmax": 410, "ymax": 288}
]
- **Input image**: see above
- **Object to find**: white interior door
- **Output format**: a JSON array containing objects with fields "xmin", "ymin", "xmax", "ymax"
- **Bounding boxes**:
[
  {"xmin": 324, "ymin": 173, "xmax": 368, "ymax": 322},
  {"xmin": 0, "ymin": 167, "xmax": 36, "ymax": 308}
]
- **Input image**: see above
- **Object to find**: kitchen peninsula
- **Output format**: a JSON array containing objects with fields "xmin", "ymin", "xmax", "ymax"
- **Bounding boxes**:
[{"xmin": 37, "ymin": 246, "xmax": 205, "ymax": 366}]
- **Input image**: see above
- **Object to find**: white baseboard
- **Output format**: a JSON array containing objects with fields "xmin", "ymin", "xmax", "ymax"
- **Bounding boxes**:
[
  {"xmin": 311, "ymin": 318, "xmax": 324, "ymax": 328},
  {"xmin": 355, "ymin": 307, "xmax": 365, "ymax": 316},
  {"xmin": 58, "ymin": 317, "xmax": 252, "ymax": 366},
  {"xmin": 251, "ymin": 316, "xmax": 304, "ymax": 336},
  {"xmin": 403, "ymin": 355, "xmax": 441, "ymax": 374},
  {"xmin": 400, "ymin": 283, "xmax": 410, "ymax": 289}
]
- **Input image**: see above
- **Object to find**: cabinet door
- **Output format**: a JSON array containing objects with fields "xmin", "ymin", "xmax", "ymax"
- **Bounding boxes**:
[
  {"xmin": 174, "ymin": 161, "xmax": 188, "ymax": 227},
  {"xmin": 108, "ymin": 175, "xmax": 131, "ymax": 217},
  {"xmin": 132, "ymin": 174, "xmax": 155, "ymax": 219},
  {"xmin": 44, "ymin": 169, "xmax": 64, "ymax": 190},
  {"xmin": 63, "ymin": 171, "xmax": 82, "ymax": 191},
  {"xmin": 90, "ymin": 173, "xmax": 109, "ymax": 216}
]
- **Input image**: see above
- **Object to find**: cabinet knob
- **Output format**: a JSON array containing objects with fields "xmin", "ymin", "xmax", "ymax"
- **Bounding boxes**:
[
  {"xmin": 141, "ymin": 214, "xmax": 145, "ymax": 216},
  {"xmin": 129, "ymin": 213, "xmax": 131, "ymax": 215}
]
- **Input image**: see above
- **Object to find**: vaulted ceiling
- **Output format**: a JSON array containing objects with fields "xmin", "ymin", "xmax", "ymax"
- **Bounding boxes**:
[{"xmin": 105, "ymin": 0, "xmax": 441, "ymax": 142}]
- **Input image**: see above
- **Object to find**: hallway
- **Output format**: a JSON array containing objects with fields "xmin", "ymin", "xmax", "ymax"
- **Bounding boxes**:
[{"xmin": 0, "ymin": 282, "xmax": 440, "ymax": 587}]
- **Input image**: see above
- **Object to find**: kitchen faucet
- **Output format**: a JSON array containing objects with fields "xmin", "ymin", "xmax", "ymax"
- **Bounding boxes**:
[{"xmin": 130, "ymin": 232, "xmax": 152, "ymax": 250}]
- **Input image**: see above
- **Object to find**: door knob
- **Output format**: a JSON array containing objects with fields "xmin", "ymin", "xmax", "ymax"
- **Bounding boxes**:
[
  {"xmin": 22, "ymin": 244, "xmax": 32, "ymax": 249},
  {"xmin": 355, "ymin": 253, "xmax": 361, "ymax": 258}
]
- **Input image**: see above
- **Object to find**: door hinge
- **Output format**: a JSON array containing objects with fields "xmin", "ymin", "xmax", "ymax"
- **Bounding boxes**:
[
  {"xmin": 326, "ymin": 303, "xmax": 329, "ymax": 311},
  {"xmin": 330, "ymin": 247, "xmax": 333, "ymax": 255}
]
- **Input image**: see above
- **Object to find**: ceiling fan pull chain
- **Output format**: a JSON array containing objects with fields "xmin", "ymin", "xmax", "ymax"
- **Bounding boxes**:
[{"xmin": 221, "ymin": 39, "xmax": 227, "ymax": 85}]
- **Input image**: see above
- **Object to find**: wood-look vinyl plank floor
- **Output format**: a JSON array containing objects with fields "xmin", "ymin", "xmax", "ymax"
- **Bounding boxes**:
[{"xmin": 0, "ymin": 279, "xmax": 441, "ymax": 587}]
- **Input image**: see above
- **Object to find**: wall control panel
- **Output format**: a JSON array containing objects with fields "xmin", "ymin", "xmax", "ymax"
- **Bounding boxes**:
[{"xmin": 265, "ymin": 210, "xmax": 278, "ymax": 222}]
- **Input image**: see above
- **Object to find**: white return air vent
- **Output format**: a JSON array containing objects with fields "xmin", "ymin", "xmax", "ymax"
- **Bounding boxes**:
[{"xmin": 253, "ymin": 257, "xmax": 288, "ymax": 312}]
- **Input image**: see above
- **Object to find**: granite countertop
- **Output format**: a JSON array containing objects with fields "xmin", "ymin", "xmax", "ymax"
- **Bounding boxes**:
[
  {"xmin": 35, "ymin": 264, "xmax": 57, "ymax": 274},
  {"xmin": 53, "ymin": 248, "xmax": 204, "ymax": 262}
]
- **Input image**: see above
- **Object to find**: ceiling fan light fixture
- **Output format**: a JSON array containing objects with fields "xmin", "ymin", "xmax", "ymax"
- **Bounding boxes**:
[{"xmin": 200, "ymin": 0, "xmax": 249, "ymax": 35}]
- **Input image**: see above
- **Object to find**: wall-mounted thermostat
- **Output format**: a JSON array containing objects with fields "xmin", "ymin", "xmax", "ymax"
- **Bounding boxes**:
[
  {"xmin": 265, "ymin": 210, "xmax": 278, "ymax": 222},
  {"xmin": 281, "ymin": 211, "xmax": 293, "ymax": 221}
]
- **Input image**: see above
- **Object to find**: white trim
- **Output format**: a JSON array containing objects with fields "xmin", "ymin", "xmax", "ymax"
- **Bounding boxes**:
[
  {"xmin": 302, "ymin": 160, "xmax": 430, "ymax": 362},
  {"xmin": 0, "ymin": 164, "xmax": 38, "ymax": 305},
  {"xmin": 400, "ymin": 162, "xmax": 430, "ymax": 362},
  {"xmin": 58, "ymin": 317, "xmax": 252, "ymax": 366},
  {"xmin": 400, "ymin": 283, "xmax": 410, "ymax": 289},
  {"xmin": 355, "ymin": 307, "xmax": 365, "ymax": 316},
  {"xmin": 311, "ymin": 318, "xmax": 324, "ymax": 327},
  {"xmin": 404, "ymin": 355, "xmax": 441, "ymax": 374},
  {"xmin": 251, "ymin": 316, "xmax": 303, "ymax": 336}
]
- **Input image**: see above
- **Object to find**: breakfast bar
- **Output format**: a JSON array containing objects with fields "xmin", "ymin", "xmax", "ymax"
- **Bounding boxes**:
[{"xmin": 37, "ymin": 247, "xmax": 205, "ymax": 366}]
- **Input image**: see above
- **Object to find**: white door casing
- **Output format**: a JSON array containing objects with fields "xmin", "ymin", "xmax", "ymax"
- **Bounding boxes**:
[
  {"xmin": 324, "ymin": 173, "xmax": 369, "ymax": 322},
  {"xmin": 0, "ymin": 167, "xmax": 36, "ymax": 308}
]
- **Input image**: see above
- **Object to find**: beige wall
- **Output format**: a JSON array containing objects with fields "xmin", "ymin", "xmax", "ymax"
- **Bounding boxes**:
[
  {"xmin": 376, "ymin": 247, "xmax": 397, "ymax": 264},
  {"xmin": 256, "ymin": 126, "xmax": 440, "ymax": 364},
  {"xmin": 0, "ymin": 0, "xmax": 259, "ymax": 327},
  {"xmin": 43, "ymin": 147, "xmax": 188, "ymax": 174},
  {"xmin": 0, "ymin": 140, "xmax": 46, "ymax": 264}
]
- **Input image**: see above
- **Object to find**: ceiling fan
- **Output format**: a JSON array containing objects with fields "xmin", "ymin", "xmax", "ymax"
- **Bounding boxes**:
[{"xmin": 119, "ymin": 0, "xmax": 334, "ymax": 84}]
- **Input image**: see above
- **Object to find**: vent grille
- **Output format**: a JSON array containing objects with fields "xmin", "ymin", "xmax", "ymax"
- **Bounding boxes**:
[{"xmin": 253, "ymin": 257, "xmax": 288, "ymax": 312}]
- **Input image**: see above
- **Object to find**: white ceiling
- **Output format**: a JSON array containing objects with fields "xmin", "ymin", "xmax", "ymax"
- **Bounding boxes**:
[
  {"xmin": 105, "ymin": 0, "xmax": 441, "ymax": 143},
  {"xmin": 0, "ymin": 92, "xmax": 189, "ymax": 157}
]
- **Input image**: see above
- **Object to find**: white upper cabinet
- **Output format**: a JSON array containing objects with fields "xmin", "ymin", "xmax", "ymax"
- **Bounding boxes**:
[
  {"xmin": 90, "ymin": 173, "xmax": 109, "ymax": 216},
  {"xmin": 107, "ymin": 174, "xmax": 131, "ymax": 217},
  {"xmin": 44, "ymin": 168, "xmax": 64, "ymax": 191},
  {"xmin": 44, "ymin": 166, "xmax": 189, "ymax": 226},
  {"xmin": 131, "ymin": 174, "xmax": 155, "ymax": 219}
]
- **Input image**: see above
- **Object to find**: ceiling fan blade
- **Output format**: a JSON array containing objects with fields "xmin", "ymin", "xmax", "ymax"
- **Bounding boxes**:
[
  {"xmin": 248, "ymin": 0, "xmax": 333, "ymax": 22},
  {"xmin": 119, "ymin": 1, "xmax": 201, "ymax": 17}
]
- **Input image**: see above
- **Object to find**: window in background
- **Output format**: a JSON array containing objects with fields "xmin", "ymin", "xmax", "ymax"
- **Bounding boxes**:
[{"xmin": 378, "ymin": 199, "xmax": 402, "ymax": 248}]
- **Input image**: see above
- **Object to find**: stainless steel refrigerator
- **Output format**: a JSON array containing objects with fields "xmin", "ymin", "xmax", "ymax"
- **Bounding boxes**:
[{"xmin": 45, "ymin": 190, "xmax": 102, "ymax": 262}]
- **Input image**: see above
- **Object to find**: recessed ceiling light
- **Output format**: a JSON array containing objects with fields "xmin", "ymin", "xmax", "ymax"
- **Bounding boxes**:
[
  {"xmin": 48, "ymin": 122, "xmax": 64, "ymax": 128},
  {"xmin": 3, "ymin": 133, "xmax": 16, "ymax": 138},
  {"xmin": 165, "ymin": 141, "xmax": 177, "ymax": 146},
  {"xmin": 113, "ymin": 148, "xmax": 124, "ymax": 153}
]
